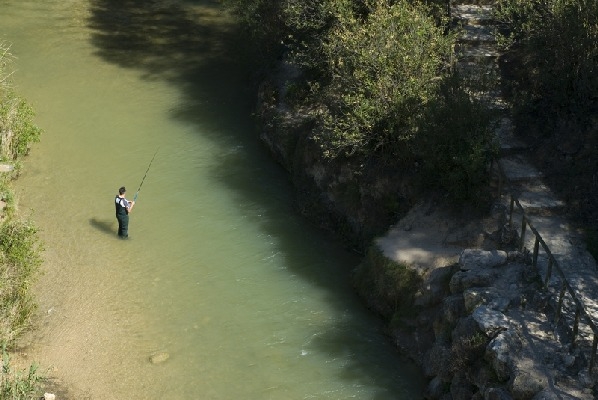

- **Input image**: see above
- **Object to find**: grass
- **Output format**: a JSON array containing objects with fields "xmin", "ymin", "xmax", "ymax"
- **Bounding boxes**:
[
  {"xmin": 0, "ymin": 217, "xmax": 43, "ymax": 343},
  {"xmin": 0, "ymin": 344, "xmax": 42, "ymax": 399},
  {"xmin": 0, "ymin": 40, "xmax": 45, "ymax": 399}
]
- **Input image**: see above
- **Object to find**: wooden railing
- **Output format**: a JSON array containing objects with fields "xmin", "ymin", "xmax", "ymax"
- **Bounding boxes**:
[{"xmin": 507, "ymin": 194, "xmax": 598, "ymax": 372}]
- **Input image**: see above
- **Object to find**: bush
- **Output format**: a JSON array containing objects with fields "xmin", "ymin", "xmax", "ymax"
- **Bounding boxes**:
[
  {"xmin": 314, "ymin": 0, "xmax": 455, "ymax": 160},
  {"xmin": 0, "ymin": 41, "xmax": 44, "ymax": 400},
  {"xmin": 0, "ymin": 218, "xmax": 43, "ymax": 343},
  {"xmin": 0, "ymin": 42, "xmax": 42, "ymax": 161},
  {"xmin": 494, "ymin": 0, "xmax": 598, "ymax": 126},
  {"xmin": 0, "ymin": 92, "xmax": 42, "ymax": 161},
  {"xmin": 0, "ymin": 344, "xmax": 42, "ymax": 400},
  {"xmin": 449, "ymin": 332, "xmax": 488, "ymax": 373},
  {"xmin": 416, "ymin": 75, "xmax": 498, "ymax": 204}
]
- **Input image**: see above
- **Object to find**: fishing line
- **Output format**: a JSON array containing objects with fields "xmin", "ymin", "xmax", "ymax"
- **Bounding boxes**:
[{"xmin": 133, "ymin": 148, "xmax": 159, "ymax": 202}]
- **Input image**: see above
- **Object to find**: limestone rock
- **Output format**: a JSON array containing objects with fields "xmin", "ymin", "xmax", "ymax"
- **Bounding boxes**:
[
  {"xmin": 450, "ymin": 268, "xmax": 499, "ymax": 293},
  {"xmin": 149, "ymin": 351, "xmax": 170, "ymax": 365},
  {"xmin": 486, "ymin": 331, "xmax": 519, "ymax": 382},
  {"xmin": 472, "ymin": 306, "xmax": 510, "ymax": 336},
  {"xmin": 531, "ymin": 389, "xmax": 580, "ymax": 400},
  {"xmin": 424, "ymin": 376, "xmax": 447, "ymax": 399},
  {"xmin": 509, "ymin": 371, "xmax": 546, "ymax": 399},
  {"xmin": 415, "ymin": 266, "xmax": 455, "ymax": 307},
  {"xmin": 451, "ymin": 372, "xmax": 476, "ymax": 400},
  {"xmin": 463, "ymin": 288, "xmax": 499, "ymax": 313},
  {"xmin": 459, "ymin": 249, "xmax": 507, "ymax": 270},
  {"xmin": 423, "ymin": 344, "xmax": 451, "ymax": 378}
]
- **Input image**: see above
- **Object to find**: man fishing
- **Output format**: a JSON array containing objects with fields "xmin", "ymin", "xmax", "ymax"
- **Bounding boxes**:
[
  {"xmin": 115, "ymin": 148, "xmax": 158, "ymax": 239},
  {"xmin": 115, "ymin": 186, "xmax": 135, "ymax": 239}
]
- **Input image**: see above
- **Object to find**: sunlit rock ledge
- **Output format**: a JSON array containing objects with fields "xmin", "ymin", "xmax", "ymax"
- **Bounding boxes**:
[{"xmin": 372, "ymin": 204, "xmax": 594, "ymax": 400}]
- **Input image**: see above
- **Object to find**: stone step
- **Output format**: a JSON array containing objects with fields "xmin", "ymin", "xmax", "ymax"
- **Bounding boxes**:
[
  {"xmin": 495, "ymin": 117, "xmax": 529, "ymax": 154},
  {"xmin": 0, "ymin": 164, "xmax": 14, "ymax": 172},
  {"xmin": 459, "ymin": 24, "xmax": 496, "ymax": 43},
  {"xmin": 456, "ymin": 42, "xmax": 501, "ymax": 59},
  {"xmin": 456, "ymin": 65, "xmax": 498, "ymax": 84},
  {"xmin": 499, "ymin": 155, "xmax": 544, "ymax": 182},
  {"xmin": 468, "ymin": 89, "xmax": 508, "ymax": 110},
  {"xmin": 452, "ymin": 3, "xmax": 495, "ymax": 21},
  {"xmin": 450, "ymin": 0, "xmax": 496, "ymax": 8},
  {"xmin": 456, "ymin": 59, "xmax": 499, "ymax": 74},
  {"xmin": 511, "ymin": 182, "xmax": 566, "ymax": 214}
]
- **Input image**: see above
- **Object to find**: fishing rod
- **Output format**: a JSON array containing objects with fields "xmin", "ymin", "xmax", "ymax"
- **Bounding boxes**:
[{"xmin": 133, "ymin": 148, "xmax": 159, "ymax": 202}]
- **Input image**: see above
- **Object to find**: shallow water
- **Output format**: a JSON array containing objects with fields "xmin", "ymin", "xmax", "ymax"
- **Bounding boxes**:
[{"xmin": 1, "ymin": 1, "xmax": 424, "ymax": 398}]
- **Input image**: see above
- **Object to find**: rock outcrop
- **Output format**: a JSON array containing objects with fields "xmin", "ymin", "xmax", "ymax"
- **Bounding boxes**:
[{"xmin": 390, "ymin": 244, "xmax": 594, "ymax": 399}]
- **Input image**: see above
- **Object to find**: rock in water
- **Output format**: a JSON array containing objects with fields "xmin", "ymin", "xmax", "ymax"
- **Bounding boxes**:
[{"xmin": 149, "ymin": 351, "xmax": 170, "ymax": 365}]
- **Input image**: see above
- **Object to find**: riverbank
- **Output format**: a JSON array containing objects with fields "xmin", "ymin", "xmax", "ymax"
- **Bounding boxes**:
[{"xmin": 255, "ymin": 60, "xmax": 598, "ymax": 399}]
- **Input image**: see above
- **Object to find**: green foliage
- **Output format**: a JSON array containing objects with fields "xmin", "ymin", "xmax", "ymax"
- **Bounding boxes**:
[
  {"xmin": 449, "ymin": 332, "xmax": 488, "ymax": 373},
  {"xmin": 0, "ymin": 182, "xmax": 15, "ymax": 220},
  {"xmin": 416, "ymin": 76, "xmax": 498, "ymax": 204},
  {"xmin": 0, "ymin": 42, "xmax": 42, "ymax": 161},
  {"xmin": 315, "ymin": 0, "xmax": 455, "ymax": 159},
  {"xmin": 353, "ymin": 246, "xmax": 422, "ymax": 319},
  {"xmin": 0, "ymin": 92, "xmax": 42, "ymax": 161},
  {"xmin": 225, "ymin": 0, "xmax": 495, "ymax": 205},
  {"xmin": 0, "ymin": 219, "xmax": 43, "ymax": 343},
  {"xmin": 220, "ymin": 0, "xmax": 286, "ymax": 58},
  {"xmin": 0, "ymin": 344, "xmax": 42, "ymax": 400},
  {"xmin": 0, "ymin": 43, "xmax": 44, "ymax": 400},
  {"xmin": 0, "ymin": 42, "xmax": 44, "ymax": 344},
  {"xmin": 494, "ymin": 0, "xmax": 598, "ymax": 124}
]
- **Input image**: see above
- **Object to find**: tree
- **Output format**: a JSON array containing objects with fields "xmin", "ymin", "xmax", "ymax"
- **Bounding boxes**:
[
  {"xmin": 495, "ymin": 0, "xmax": 598, "ymax": 123},
  {"xmin": 314, "ymin": 0, "xmax": 454, "ymax": 160},
  {"xmin": 0, "ymin": 43, "xmax": 41, "ymax": 161}
]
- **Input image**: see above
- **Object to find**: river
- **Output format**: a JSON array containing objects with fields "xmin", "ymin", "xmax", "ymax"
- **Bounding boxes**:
[{"xmin": 1, "ymin": 1, "xmax": 424, "ymax": 398}]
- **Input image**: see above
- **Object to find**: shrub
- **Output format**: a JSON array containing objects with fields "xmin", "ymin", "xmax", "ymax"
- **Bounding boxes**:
[
  {"xmin": 494, "ymin": 0, "xmax": 598, "ymax": 126},
  {"xmin": 449, "ymin": 332, "xmax": 488, "ymax": 373},
  {"xmin": 315, "ymin": 0, "xmax": 455, "ymax": 160},
  {"xmin": 415, "ymin": 75, "xmax": 498, "ymax": 204},
  {"xmin": 0, "ymin": 218, "xmax": 43, "ymax": 343},
  {"xmin": 0, "ymin": 344, "xmax": 42, "ymax": 400},
  {"xmin": 0, "ymin": 42, "xmax": 42, "ymax": 161},
  {"xmin": 0, "ymin": 92, "xmax": 42, "ymax": 160}
]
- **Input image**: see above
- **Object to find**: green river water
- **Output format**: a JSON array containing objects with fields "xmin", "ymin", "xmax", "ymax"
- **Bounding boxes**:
[{"xmin": 1, "ymin": 1, "xmax": 424, "ymax": 399}]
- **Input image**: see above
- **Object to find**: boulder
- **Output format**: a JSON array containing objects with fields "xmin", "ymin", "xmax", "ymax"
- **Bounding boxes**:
[
  {"xmin": 423, "ymin": 344, "xmax": 452, "ymax": 378},
  {"xmin": 450, "ymin": 269, "xmax": 499, "ymax": 293},
  {"xmin": 509, "ymin": 370, "xmax": 546, "ymax": 399},
  {"xmin": 472, "ymin": 306, "xmax": 510, "ymax": 336},
  {"xmin": 459, "ymin": 249, "xmax": 507, "ymax": 270},
  {"xmin": 486, "ymin": 330, "xmax": 520, "ymax": 382},
  {"xmin": 149, "ymin": 351, "xmax": 170, "ymax": 365},
  {"xmin": 424, "ymin": 376, "xmax": 447, "ymax": 399}
]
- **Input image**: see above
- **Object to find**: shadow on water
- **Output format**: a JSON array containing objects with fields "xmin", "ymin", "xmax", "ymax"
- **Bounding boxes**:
[
  {"xmin": 89, "ymin": 217, "xmax": 116, "ymax": 236},
  {"xmin": 88, "ymin": 0, "xmax": 422, "ymax": 397}
]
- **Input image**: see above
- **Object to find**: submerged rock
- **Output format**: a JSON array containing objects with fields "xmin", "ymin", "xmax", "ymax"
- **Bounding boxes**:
[{"xmin": 149, "ymin": 351, "xmax": 170, "ymax": 365}]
